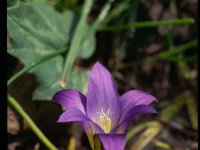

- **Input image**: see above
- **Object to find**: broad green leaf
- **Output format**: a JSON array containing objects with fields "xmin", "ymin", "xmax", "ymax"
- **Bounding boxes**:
[
  {"xmin": 78, "ymin": 25, "xmax": 96, "ymax": 59},
  {"xmin": 8, "ymin": 2, "xmax": 76, "ymax": 49},
  {"xmin": 7, "ymin": 0, "xmax": 17, "ymax": 7},
  {"xmin": 7, "ymin": 2, "xmax": 77, "ymax": 100},
  {"xmin": 68, "ymin": 67, "xmax": 90, "ymax": 95}
]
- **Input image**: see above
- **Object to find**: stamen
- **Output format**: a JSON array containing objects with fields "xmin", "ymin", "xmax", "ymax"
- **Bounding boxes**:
[{"xmin": 97, "ymin": 108, "xmax": 114, "ymax": 133}]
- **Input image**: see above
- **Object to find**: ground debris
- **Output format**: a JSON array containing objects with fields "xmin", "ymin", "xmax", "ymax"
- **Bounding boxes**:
[{"xmin": 7, "ymin": 106, "xmax": 21, "ymax": 135}]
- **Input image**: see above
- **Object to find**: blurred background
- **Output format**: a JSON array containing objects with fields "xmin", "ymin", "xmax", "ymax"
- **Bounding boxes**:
[{"xmin": 7, "ymin": 0, "xmax": 197, "ymax": 149}]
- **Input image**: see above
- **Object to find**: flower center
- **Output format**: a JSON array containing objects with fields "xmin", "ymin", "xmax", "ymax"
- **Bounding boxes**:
[{"xmin": 97, "ymin": 108, "xmax": 114, "ymax": 133}]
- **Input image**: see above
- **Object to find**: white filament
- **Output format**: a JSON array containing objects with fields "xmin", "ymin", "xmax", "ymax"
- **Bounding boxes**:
[{"xmin": 97, "ymin": 108, "xmax": 114, "ymax": 133}]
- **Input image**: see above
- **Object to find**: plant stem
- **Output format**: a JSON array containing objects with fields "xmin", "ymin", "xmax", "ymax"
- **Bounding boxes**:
[
  {"xmin": 7, "ymin": 47, "xmax": 67, "ymax": 85},
  {"xmin": 126, "ymin": 121, "xmax": 157, "ymax": 142},
  {"xmin": 91, "ymin": 0, "xmax": 114, "ymax": 29},
  {"xmin": 158, "ymin": 39, "xmax": 197, "ymax": 58},
  {"xmin": 60, "ymin": 0, "xmax": 94, "ymax": 88},
  {"xmin": 60, "ymin": 0, "xmax": 114, "ymax": 88},
  {"xmin": 7, "ymin": 94, "xmax": 58, "ymax": 150},
  {"xmin": 101, "ymin": 1, "xmax": 129, "ymax": 25},
  {"xmin": 116, "ymin": 39, "xmax": 197, "ymax": 69},
  {"xmin": 98, "ymin": 18, "xmax": 195, "ymax": 31}
]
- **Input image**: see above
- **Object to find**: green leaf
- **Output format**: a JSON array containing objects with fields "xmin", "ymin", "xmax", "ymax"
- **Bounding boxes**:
[
  {"xmin": 60, "ymin": 0, "xmax": 94, "ymax": 86},
  {"xmin": 7, "ymin": 2, "xmax": 77, "ymax": 100},
  {"xmin": 68, "ymin": 67, "xmax": 90, "ymax": 95},
  {"xmin": 7, "ymin": 0, "xmax": 18, "ymax": 7},
  {"xmin": 78, "ymin": 25, "xmax": 96, "ymax": 59},
  {"xmin": 8, "ymin": 2, "xmax": 76, "ymax": 49}
]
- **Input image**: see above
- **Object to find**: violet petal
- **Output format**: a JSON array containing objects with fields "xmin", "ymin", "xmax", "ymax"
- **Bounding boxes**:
[
  {"xmin": 87, "ymin": 62, "xmax": 120, "ymax": 128},
  {"xmin": 53, "ymin": 89, "xmax": 86, "ymax": 113},
  {"xmin": 97, "ymin": 134, "xmax": 126, "ymax": 150},
  {"xmin": 81, "ymin": 121, "xmax": 104, "ymax": 150},
  {"xmin": 58, "ymin": 107, "xmax": 104, "ymax": 132},
  {"xmin": 111, "ymin": 105, "xmax": 157, "ymax": 133},
  {"xmin": 120, "ymin": 90, "xmax": 157, "ymax": 115}
]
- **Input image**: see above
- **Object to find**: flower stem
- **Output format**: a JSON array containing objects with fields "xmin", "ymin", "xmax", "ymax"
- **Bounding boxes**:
[
  {"xmin": 7, "ymin": 47, "xmax": 67, "ymax": 85},
  {"xmin": 7, "ymin": 94, "xmax": 58, "ymax": 150},
  {"xmin": 98, "ymin": 18, "xmax": 195, "ymax": 31}
]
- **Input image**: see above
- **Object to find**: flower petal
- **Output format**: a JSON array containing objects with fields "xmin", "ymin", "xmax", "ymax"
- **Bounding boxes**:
[
  {"xmin": 111, "ymin": 105, "xmax": 157, "ymax": 133},
  {"xmin": 53, "ymin": 89, "xmax": 86, "ymax": 113},
  {"xmin": 87, "ymin": 62, "xmax": 120, "ymax": 127},
  {"xmin": 81, "ymin": 122, "xmax": 95, "ymax": 149},
  {"xmin": 96, "ymin": 134, "xmax": 126, "ymax": 150},
  {"xmin": 58, "ymin": 107, "xmax": 104, "ymax": 131},
  {"xmin": 81, "ymin": 121, "xmax": 104, "ymax": 150},
  {"xmin": 58, "ymin": 107, "xmax": 105, "ymax": 150},
  {"xmin": 120, "ymin": 90, "xmax": 157, "ymax": 114},
  {"xmin": 57, "ymin": 107, "xmax": 89, "ymax": 122}
]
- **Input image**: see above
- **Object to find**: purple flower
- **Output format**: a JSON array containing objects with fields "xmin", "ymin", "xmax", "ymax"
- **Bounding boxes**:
[{"xmin": 53, "ymin": 62, "xmax": 157, "ymax": 150}]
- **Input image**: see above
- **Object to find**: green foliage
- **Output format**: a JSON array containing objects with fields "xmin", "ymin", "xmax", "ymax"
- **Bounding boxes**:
[
  {"xmin": 68, "ymin": 68, "xmax": 90, "ymax": 95},
  {"xmin": 7, "ymin": 2, "xmax": 90, "ymax": 100},
  {"xmin": 78, "ymin": 26, "xmax": 96, "ymax": 59},
  {"xmin": 7, "ymin": 0, "xmax": 17, "ymax": 7},
  {"xmin": 60, "ymin": 0, "xmax": 96, "ymax": 86}
]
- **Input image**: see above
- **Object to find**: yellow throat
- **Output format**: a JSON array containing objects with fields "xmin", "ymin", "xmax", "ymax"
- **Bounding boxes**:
[{"xmin": 97, "ymin": 108, "xmax": 114, "ymax": 133}]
